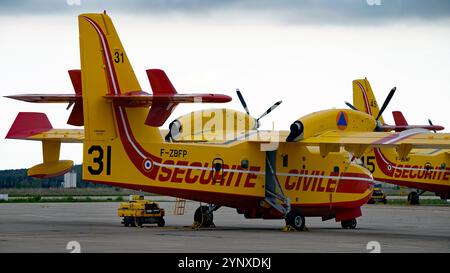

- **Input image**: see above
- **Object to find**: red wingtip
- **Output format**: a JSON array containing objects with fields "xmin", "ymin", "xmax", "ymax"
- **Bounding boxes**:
[
  {"xmin": 6, "ymin": 112, "xmax": 53, "ymax": 139},
  {"xmin": 146, "ymin": 69, "xmax": 177, "ymax": 95}
]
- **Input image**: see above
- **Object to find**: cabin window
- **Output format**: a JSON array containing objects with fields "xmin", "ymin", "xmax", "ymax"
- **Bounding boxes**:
[
  {"xmin": 214, "ymin": 162, "xmax": 222, "ymax": 171},
  {"xmin": 333, "ymin": 166, "xmax": 339, "ymax": 173},
  {"xmin": 282, "ymin": 155, "xmax": 288, "ymax": 167},
  {"xmin": 240, "ymin": 159, "xmax": 249, "ymax": 169}
]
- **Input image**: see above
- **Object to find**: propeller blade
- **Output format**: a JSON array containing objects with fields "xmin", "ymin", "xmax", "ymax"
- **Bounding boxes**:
[
  {"xmin": 257, "ymin": 101, "xmax": 282, "ymax": 121},
  {"xmin": 236, "ymin": 89, "xmax": 250, "ymax": 115},
  {"xmin": 345, "ymin": 101, "xmax": 359, "ymax": 111},
  {"xmin": 428, "ymin": 119, "xmax": 437, "ymax": 133},
  {"xmin": 376, "ymin": 86, "xmax": 396, "ymax": 121}
]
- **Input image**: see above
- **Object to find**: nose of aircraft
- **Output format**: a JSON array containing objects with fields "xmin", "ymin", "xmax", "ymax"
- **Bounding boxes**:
[{"xmin": 337, "ymin": 164, "xmax": 374, "ymax": 204}]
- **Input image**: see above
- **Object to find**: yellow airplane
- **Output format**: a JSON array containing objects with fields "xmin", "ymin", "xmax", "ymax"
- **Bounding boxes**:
[
  {"xmin": 350, "ymin": 78, "xmax": 450, "ymax": 204},
  {"xmin": 5, "ymin": 12, "xmax": 450, "ymax": 230}
]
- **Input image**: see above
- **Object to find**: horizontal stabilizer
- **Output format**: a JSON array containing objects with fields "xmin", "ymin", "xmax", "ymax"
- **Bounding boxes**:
[
  {"xmin": 5, "ymin": 94, "xmax": 79, "ymax": 103},
  {"xmin": 383, "ymin": 111, "xmax": 444, "ymax": 132},
  {"xmin": 104, "ymin": 93, "xmax": 232, "ymax": 107},
  {"xmin": 380, "ymin": 124, "xmax": 445, "ymax": 132}
]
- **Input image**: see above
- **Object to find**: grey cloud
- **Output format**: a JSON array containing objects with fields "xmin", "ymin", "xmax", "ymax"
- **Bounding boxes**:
[{"xmin": 1, "ymin": 0, "xmax": 450, "ymax": 25}]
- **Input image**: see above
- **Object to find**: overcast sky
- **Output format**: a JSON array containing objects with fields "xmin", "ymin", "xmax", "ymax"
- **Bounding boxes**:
[
  {"xmin": 1, "ymin": 0, "xmax": 450, "ymax": 170},
  {"xmin": 2, "ymin": 0, "xmax": 450, "ymax": 23}
]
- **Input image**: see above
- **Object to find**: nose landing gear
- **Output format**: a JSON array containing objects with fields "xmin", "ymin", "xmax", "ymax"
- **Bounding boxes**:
[{"xmin": 341, "ymin": 218, "xmax": 357, "ymax": 229}]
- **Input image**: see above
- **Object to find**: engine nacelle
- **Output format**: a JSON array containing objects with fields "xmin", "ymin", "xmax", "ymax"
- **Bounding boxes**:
[
  {"xmin": 287, "ymin": 109, "xmax": 376, "ymax": 142},
  {"xmin": 165, "ymin": 108, "xmax": 257, "ymax": 142}
]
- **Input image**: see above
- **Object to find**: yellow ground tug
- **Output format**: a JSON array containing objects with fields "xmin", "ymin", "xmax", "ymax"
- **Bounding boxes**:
[
  {"xmin": 367, "ymin": 185, "xmax": 387, "ymax": 204},
  {"xmin": 118, "ymin": 195, "xmax": 165, "ymax": 227}
]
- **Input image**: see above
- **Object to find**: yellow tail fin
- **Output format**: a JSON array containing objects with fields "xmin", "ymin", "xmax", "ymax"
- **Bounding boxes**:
[
  {"xmin": 78, "ymin": 12, "xmax": 162, "ymax": 142},
  {"xmin": 352, "ymin": 78, "xmax": 385, "ymax": 125}
]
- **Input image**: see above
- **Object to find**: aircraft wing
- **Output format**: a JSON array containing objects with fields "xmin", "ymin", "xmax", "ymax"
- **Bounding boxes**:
[
  {"xmin": 248, "ymin": 128, "xmax": 450, "ymax": 158},
  {"xmin": 296, "ymin": 128, "xmax": 450, "ymax": 158},
  {"xmin": 299, "ymin": 129, "xmax": 450, "ymax": 148},
  {"xmin": 12, "ymin": 128, "xmax": 84, "ymax": 143},
  {"xmin": 5, "ymin": 112, "xmax": 84, "ymax": 143}
]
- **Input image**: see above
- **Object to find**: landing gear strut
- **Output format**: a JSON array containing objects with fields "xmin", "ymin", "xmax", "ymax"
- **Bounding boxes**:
[
  {"xmin": 341, "ymin": 218, "xmax": 357, "ymax": 229},
  {"xmin": 284, "ymin": 210, "xmax": 306, "ymax": 231},
  {"xmin": 193, "ymin": 204, "xmax": 221, "ymax": 228}
]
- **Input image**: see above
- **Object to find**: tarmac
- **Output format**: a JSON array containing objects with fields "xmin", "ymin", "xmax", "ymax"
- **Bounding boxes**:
[{"xmin": 0, "ymin": 200, "xmax": 449, "ymax": 253}]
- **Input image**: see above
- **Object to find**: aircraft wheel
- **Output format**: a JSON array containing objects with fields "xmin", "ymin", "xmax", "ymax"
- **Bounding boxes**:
[
  {"xmin": 341, "ymin": 218, "xmax": 357, "ymax": 229},
  {"xmin": 285, "ymin": 210, "xmax": 305, "ymax": 231},
  {"xmin": 408, "ymin": 192, "xmax": 420, "ymax": 205},
  {"xmin": 123, "ymin": 217, "xmax": 131, "ymax": 227},
  {"xmin": 130, "ymin": 217, "xmax": 138, "ymax": 227},
  {"xmin": 382, "ymin": 198, "xmax": 387, "ymax": 204},
  {"xmin": 194, "ymin": 205, "xmax": 214, "ymax": 227},
  {"xmin": 158, "ymin": 218, "xmax": 165, "ymax": 227}
]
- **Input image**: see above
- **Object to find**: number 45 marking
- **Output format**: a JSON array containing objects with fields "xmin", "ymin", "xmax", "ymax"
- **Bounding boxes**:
[
  {"xmin": 360, "ymin": 156, "xmax": 376, "ymax": 173},
  {"xmin": 88, "ymin": 145, "xmax": 111, "ymax": 175}
]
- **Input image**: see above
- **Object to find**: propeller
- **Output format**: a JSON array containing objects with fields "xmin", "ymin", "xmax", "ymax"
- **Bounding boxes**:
[
  {"xmin": 375, "ymin": 86, "xmax": 396, "ymax": 121},
  {"xmin": 236, "ymin": 89, "xmax": 282, "ymax": 129},
  {"xmin": 344, "ymin": 101, "xmax": 359, "ymax": 111},
  {"xmin": 236, "ymin": 89, "xmax": 250, "ymax": 115}
]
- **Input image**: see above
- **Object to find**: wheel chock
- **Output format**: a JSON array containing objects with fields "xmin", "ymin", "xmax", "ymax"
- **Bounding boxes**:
[
  {"xmin": 282, "ymin": 225, "xmax": 309, "ymax": 232},
  {"xmin": 282, "ymin": 225, "xmax": 296, "ymax": 232}
]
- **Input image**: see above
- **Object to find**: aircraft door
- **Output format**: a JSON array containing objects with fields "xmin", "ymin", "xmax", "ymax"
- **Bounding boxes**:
[
  {"xmin": 212, "ymin": 157, "xmax": 224, "ymax": 184},
  {"xmin": 265, "ymin": 151, "xmax": 277, "ymax": 196}
]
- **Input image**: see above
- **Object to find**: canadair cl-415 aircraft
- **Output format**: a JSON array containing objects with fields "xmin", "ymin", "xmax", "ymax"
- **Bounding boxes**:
[
  {"xmin": 349, "ymin": 78, "xmax": 450, "ymax": 204},
  {"xmin": 5, "ymin": 12, "xmax": 450, "ymax": 230}
]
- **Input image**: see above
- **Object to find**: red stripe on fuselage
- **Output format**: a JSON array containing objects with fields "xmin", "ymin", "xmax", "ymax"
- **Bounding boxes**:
[
  {"xmin": 336, "ymin": 173, "xmax": 373, "ymax": 194},
  {"xmin": 356, "ymin": 81, "xmax": 372, "ymax": 115},
  {"xmin": 373, "ymin": 177, "xmax": 450, "ymax": 197},
  {"xmin": 85, "ymin": 179, "xmax": 372, "ymax": 218},
  {"xmin": 82, "ymin": 16, "xmax": 162, "ymax": 179}
]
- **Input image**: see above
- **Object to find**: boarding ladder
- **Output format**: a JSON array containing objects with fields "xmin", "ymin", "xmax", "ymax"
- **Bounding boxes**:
[
  {"xmin": 264, "ymin": 151, "xmax": 290, "ymax": 215},
  {"xmin": 173, "ymin": 198, "xmax": 186, "ymax": 215}
]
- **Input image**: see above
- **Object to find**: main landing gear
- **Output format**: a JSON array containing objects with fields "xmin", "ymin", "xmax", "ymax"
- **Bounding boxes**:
[
  {"xmin": 193, "ymin": 204, "xmax": 221, "ymax": 228},
  {"xmin": 341, "ymin": 218, "xmax": 357, "ymax": 229},
  {"xmin": 284, "ymin": 210, "xmax": 306, "ymax": 231},
  {"xmin": 407, "ymin": 190, "xmax": 425, "ymax": 205}
]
